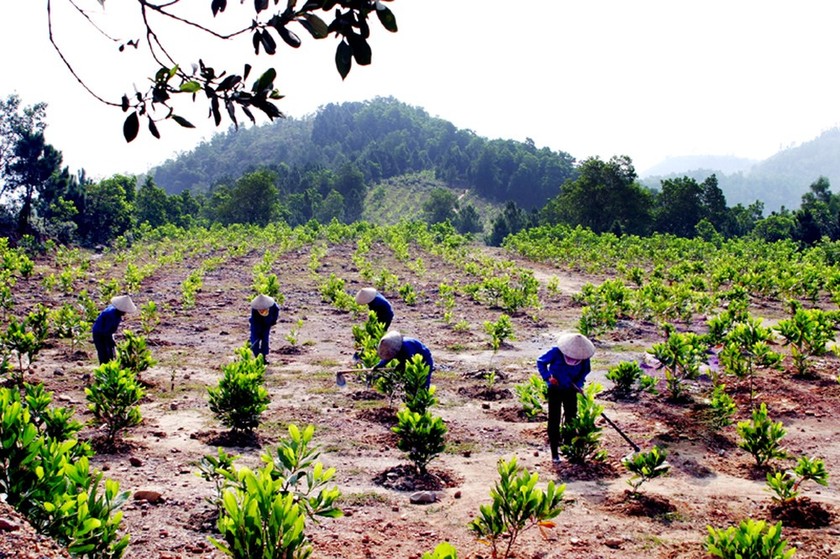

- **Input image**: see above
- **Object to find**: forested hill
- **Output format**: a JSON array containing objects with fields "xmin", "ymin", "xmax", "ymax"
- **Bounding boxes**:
[
  {"xmin": 642, "ymin": 127, "xmax": 840, "ymax": 213},
  {"xmin": 151, "ymin": 97, "xmax": 577, "ymax": 210}
]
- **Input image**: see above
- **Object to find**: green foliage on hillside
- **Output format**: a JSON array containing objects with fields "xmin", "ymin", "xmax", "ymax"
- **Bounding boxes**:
[
  {"xmin": 643, "ymin": 127, "xmax": 840, "ymax": 213},
  {"xmin": 150, "ymin": 97, "xmax": 577, "ymax": 211},
  {"xmin": 361, "ymin": 172, "xmax": 500, "ymax": 233}
]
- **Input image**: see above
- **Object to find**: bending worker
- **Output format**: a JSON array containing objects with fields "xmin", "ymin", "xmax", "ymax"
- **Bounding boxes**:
[
  {"xmin": 91, "ymin": 295, "xmax": 137, "ymax": 364},
  {"xmin": 374, "ymin": 330, "xmax": 434, "ymax": 388},
  {"xmin": 537, "ymin": 332, "xmax": 595, "ymax": 464},
  {"xmin": 249, "ymin": 294, "xmax": 280, "ymax": 364},
  {"xmin": 355, "ymin": 287, "xmax": 394, "ymax": 330}
]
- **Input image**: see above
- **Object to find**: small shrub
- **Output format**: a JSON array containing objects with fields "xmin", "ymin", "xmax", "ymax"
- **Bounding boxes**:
[
  {"xmin": 116, "ymin": 330, "xmax": 156, "ymax": 380},
  {"xmin": 606, "ymin": 361, "xmax": 657, "ymax": 398},
  {"xmin": 261, "ymin": 424, "xmax": 343, "ymax": 520},
  {"xmin": 705, "ymin": 519, "xmax": 795, "ymax": 559},
  {"xmin": 468, "ymin": 456, "xmax": 565, "ymax": 559},
  {"xmin": 399, "ymin": 283, "xmax": 418, "ymax": 305},
  {"xmin": 399, "ymin": 354, "xmax": 432, "ymax": 407},
  {"xmin": 210, "ymin": 468, "xmax": 313, "ymax": 559},
  {"xmin": 775, "ymin": 305, "xmax": 837, "ymax": 376},
  {"xmin": 207, "ymin": 345, "xmax": 270, "ymax": 435},
  {"xmin": 560, "ymin": 383, "xmax": 608, "ymax": 464},
  {"xmin": 3, "ymin": 318, "xmax": 45, "ymax": 384},
  {"xmin": 196, "ymin": 447, "xmax": 240, "ymax": 513},
  {"xmin": 284, "ymin": 318, "xmax": 304, "ymax": 346},
  {"xmin": 484, "ymin": 313, "xmax": 515, "ymax": 352},
  {"xmin": 514, "ymin": 374, "xmax": 546, "ymax": 420},
  {"xmin": 766, "ymin": 456, "xmax": 829, "ymax": 504},
  {"xmin": 85, "ymin": 361, "xmax": 145, "ymax": 447},
  {"xmin": 392, "ymin": 408, "xmax": 447, "ymax": 475},
  {"xmin": 737, "ymin": 403, "xmax": 788, "ymax": 467},
  {"xmin": 623, "ymin": 446, "xmax": 669, "ymax": 496},
  {"xmin": 139, "ymin": 301, "xmax": 160, "ymax": 335},
  {"xmin": 648, "ymin": 329, "xmax": 706, "ymax": 401},
  {"xmin": 705, "ymin": 383, "xmax": 737, "ymax": 430}
]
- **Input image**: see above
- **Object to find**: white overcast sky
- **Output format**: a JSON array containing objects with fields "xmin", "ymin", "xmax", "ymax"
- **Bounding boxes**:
[{"xmin": 2, "ymin": 1, "xmax": 840, "ymax": 181}]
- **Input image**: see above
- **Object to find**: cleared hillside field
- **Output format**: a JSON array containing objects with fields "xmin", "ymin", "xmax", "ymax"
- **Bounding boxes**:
[{"xmin": 3, "ymin": 223, "xmax": 839, "ymax": 559}]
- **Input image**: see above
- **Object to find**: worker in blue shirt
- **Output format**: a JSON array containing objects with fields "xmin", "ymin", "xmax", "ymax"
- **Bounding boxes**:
[
  {"xmin": 374, "ymin": 330, "xmax": 434, "ymax": 388},
  {"xmin": 355, "ymin": 288, "xmax": 394, "ymax": 330},
  {"xmin": 91, "ymin": 295, "xmax": 137, "ymax": 364},
  {"xmin": 537, "ymin": 332, "xmax": 595, "ymax": 463},
  {"xmin": 250, "ymin": 294, "xmax": 280, "ymax": 364}
]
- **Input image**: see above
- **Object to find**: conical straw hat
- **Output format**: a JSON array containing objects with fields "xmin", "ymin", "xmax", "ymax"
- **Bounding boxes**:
[
  {"xmin": 110, "ymin": 295, "xmax": 137, "ymax": 314},
  {"xmin": 250, "ymin": 294, "xmax": 275, "ymax": 310},
  {"xmin": 378, "ymin": 330, "xmax": 403, "ymax": 360},
  {"xmin": 355, "ymin": 288, "xmax": 377, "ymax": 304},
  {"xmin": 556, "ymin": 332, "xmax": 595, "ymax": 360}
]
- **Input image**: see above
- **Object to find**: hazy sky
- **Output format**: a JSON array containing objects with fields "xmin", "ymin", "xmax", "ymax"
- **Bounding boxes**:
[{"xmin": 3, "ymin": 1, "xmax": 840, "ymax": 180}]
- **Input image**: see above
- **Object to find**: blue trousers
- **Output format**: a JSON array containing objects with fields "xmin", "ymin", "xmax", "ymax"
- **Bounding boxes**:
[
  {"xmin": 250, "ymin": 328, "xmax": 271, "ymax": 359},
  {"xmin": 93, "ymin": 334, "xmax": 116, "ymax": 365}
]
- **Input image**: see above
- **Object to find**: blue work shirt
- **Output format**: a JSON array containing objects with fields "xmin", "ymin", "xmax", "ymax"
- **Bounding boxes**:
[
  {"xmin": 537, "ymin": 347, "xmax": 590, "ymax": 390},
  {"xmin": 92, "ymin": 305, "xmax": 123, "ymax": 337},
  {"xmin": 368, "ymin": 293, "xmax": 394, "ymax": 325},
  {"xmin": 250, "ymin": 303, "xmax": 280, "ymax": 335},
  {"xmin": 375, "ymin": 337, "xmax": 434, "ymax": 373}
]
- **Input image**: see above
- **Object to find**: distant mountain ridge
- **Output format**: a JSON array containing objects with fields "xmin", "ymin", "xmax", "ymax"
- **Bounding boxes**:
[
  {"xmin": 641, "ymin": 128, "xmax": 840, "ymax": 212},
  {"xmin": 150, "ymin": 96, "xmax": 840, "ymax": 215}
]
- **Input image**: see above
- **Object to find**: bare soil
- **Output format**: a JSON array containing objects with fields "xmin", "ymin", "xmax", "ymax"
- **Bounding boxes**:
[{"xmin": 6, "ymin": 241, "xmax": 840, "ymax": 559}]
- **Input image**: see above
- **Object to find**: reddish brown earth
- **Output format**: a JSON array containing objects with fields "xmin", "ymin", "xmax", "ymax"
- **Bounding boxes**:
[{"xmin": 5, "ymin": 240, "xmax": 840, "ymax": 559}]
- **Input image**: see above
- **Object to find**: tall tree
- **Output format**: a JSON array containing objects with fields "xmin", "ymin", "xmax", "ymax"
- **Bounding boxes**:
[
  {"xmin": 6, "ymin": 131, "xmax": 63, "ymax": 234},
  {"xmin": 655, "ymin": 176, "xmax": 703, "ymax": 237},
  {"xmin": 79, "ymin": 175, "xmax": 136, "ymax": 246},
  {"xmin": 541, "ymin": 156, "xmax": 652, "ymax": 235},
  {"xmin": 423, "ymin": 187, "xmax": 458, "ymax": 224}
]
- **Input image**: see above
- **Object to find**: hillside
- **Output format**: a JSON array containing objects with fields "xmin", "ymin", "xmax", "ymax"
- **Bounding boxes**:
[
  {"xmin": 360, "ymin": 171, "xmax": 501, "ymax": 233},
  {"xmin": 150, "ymin": 97, "xmax": 577, "ymax": 212},
  {"xmin": 642, "ymin": 128, "xmax": 840, "ymax": 212}
]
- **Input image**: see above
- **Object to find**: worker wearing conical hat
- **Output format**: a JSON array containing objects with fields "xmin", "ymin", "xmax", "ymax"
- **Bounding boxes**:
[
  {"xmin": 249, "ymin": 294, "xmax": 280, "ymax": 364},
  {"xmin": 355, "ymin": 288, "xmax": 394, "ymax": 330},
  {"xmin": 91, "ymin": 295, "xmax": 138, "ymax": 364},
  {"xmin": 537, "ymin": 332, "xmax": 596, "ymax": 464},
  {"xmin": 374, "ymin": 330, "xmax": 434, "ymax": 388}
]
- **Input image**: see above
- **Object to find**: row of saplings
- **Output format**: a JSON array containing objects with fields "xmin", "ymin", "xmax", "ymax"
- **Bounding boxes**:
[{"xmin": 0, "ymin": 312, "xmax": 831, "ymax": 559}]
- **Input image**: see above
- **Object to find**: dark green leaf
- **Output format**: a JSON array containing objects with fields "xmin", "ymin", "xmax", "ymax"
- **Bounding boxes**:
[
  {"xmin": 241, "ymin": 105, "xmax": 255, "ymax": 124},
  {"xmin": 211, "ymin": 97, "xmax": 221, "ymax": 126},
  {"xmin": 211, "ymin": 0, "xmax": 227, "ymax": 16},
  {"xmin": 123, "ymin": 112, "xmax": 139, "ymax": 143},
  {"xmin": 148, "ymin": 118, "xmax": 160, "ymax": 139},
  {"xmin": 217, "ymin": 75, "xmax": 241, "ymax": 91},
  {"xmin": 376, "ymin": 5, "xmax": 398, "ymax": 32},
  {"xmin": 261, "ymin": 30, "xmax": 277, "ymax": 55},
  {"xmin": 243, "ymin": 64, "xmax": 252, "ymax": 81},
  {"xmin": 254, "ymin": 68, "xmax": 277, "ymax": 92},
  {"xmin": 348, "ymin": 34, "xmax": 371, "ymax": 66},
  {"xmin": 121, "ymin": 95, "xmax": 129, "ymax": 112},
  {"xmin": 335, "ymin": 41, "xmax": 352, "ymax": 79},
  {"xmin": 298, "ymin": 13, "xmax": 329, "ymax": 39},
  {"xmin": 171, "ymin": 115, "xmax": 195, "ymax": 128},
  {"xmin": 253, "ymin": 30, "xmax": 262, "ymax": 55},
  {"xmin": 255, "ymin": 0, "xmax": 269, "ymax": 13},
  {"xmin": 278, "ymin": 26, "xmax": 301, "ymax": 48},
  {"xmin": 225, "ymin": 99, "xmax": 237, "ymax": 127}
]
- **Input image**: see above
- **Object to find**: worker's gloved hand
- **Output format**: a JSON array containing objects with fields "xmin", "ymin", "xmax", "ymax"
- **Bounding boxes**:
[{"xmin": 548, "ymin": 377, "xmax": 559, "ymax": 386}]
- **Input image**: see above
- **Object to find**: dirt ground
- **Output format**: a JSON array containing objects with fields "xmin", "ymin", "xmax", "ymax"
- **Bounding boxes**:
[{"xmin": 8, "ymin": 239, "xmax": 840, "ymax": 559}]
